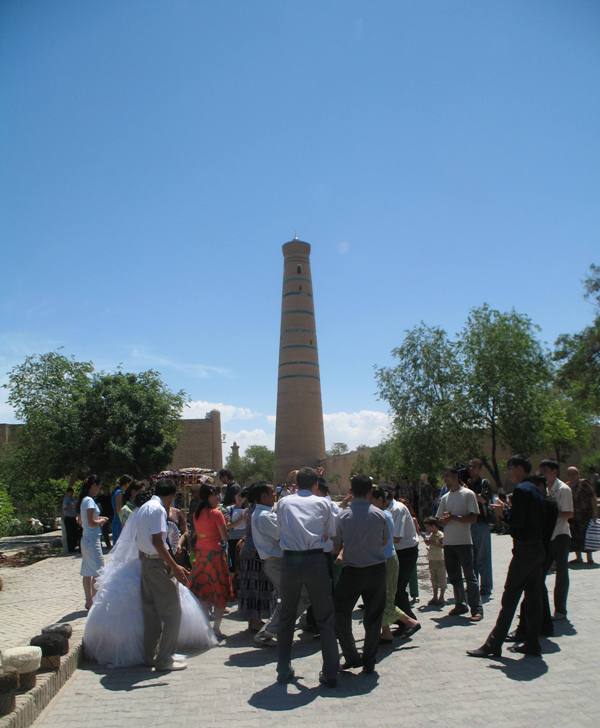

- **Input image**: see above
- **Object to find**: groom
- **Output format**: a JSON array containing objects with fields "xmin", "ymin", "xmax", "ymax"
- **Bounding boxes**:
[{"xmin": 136, "ymin": 478, "xmax": 190, "ymax": 671}]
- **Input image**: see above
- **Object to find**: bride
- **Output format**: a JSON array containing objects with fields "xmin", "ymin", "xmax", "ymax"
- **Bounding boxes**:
[{"xmin": 83, "ymin": 499, "xmax": 216, "ymax": 667}]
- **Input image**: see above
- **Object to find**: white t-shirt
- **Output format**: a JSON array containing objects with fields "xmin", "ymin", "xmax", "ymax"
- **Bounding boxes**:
[
  {"xmin": 436, "ymin": 487, "xmax": 479, "ymax": 546},
  {"xmin": 135, "ymin": 495, "xmax": 168, "ymax": 555},
  {"xmin": 387, "ymin": 499, "xmax": 419, "ymax": 551},
  {"xmin": 549, "ymin": 478, "xmax": 573, "ymax": 540}
]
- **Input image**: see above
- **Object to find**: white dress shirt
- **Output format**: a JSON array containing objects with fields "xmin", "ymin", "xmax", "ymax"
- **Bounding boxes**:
[
  {"xmin": 135, "ymin": 495, "xmax": 167, "ymax": 555},
  {"xmin": 549, "ymin": 478, "xmax": 573, "ymax": 540},
  {"xmin": 387, "ymin": 499, "xmax": 418, "ymax": 550},
  {"xmin": 252, "ymin": 504, "xmax": 282, "ymax": 560},
  {"xmin": 276, "ymin": 489, "xmax": 333, "ymax": 551}
]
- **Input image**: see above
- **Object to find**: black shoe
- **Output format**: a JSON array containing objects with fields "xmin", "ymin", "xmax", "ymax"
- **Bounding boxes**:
[
  {"xmin": 340, "ymin": 658, "xmax": 363, "ymax": 670},
  {"xmin": 319, "ymin": 671, "xmax": 337, "ymax": 688},
  {"xmin": 466, "ymin": 643, "xmax": 501, "ymax": 658},
  {"xmin": 449, "ymin": 604, "xmax": 469, "ymax": 617},
  {"xmin": 504, "ymin": 631, "xmax": 524, "ymax": 643},
  {"xmin": 508, "ymin": 644, "xmax": 541, "ymax": 657},
  {"xmin": 361, "ymin": 665, "xmax": 375, "ymax": 675},
  {"xmin": 403, "ymin": 623, "xmax": 422, "ymax": 639},
  {"xmin": 276, "ymin": 668, "xmax": 296, "ymax": 684}
]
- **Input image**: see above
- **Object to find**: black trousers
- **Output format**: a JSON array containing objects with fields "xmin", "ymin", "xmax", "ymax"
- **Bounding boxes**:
[
  {"xmin": 395, "ymin": 546, "xmax": 418, "ymax": 620},
  {"xmin": 277, "ymin": 551, "xmax": 339, "ymax": 680},
  {"xmin": 515, "ymin": 547, "xmax": 553, "ymax": 638},
  {"xmin": 487, "ymin": 541, "xmax": 545, "ymax": 651},
  {"xmin": 63, "ymin": 517, "xmax": 80, "ymax": 552},
  {"xmin": 334, "ymin": 562, "xmax": 386, "ymax": 670}
]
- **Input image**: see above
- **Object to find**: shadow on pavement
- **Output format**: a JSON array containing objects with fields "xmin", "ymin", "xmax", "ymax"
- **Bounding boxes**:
[
  {"xmin": 487, "ymin": 657, "xmax": 548, "ymax": 681},
  {"xmin": 83, "ymin": 665, "xmax": 169, "ymax": 692},
  {"xmin": 226, "ymin": 639, "xmax": 321, "ymax": 668},
  {"xmin": 57, "ymin": 610, "xmax": 88, "ymax": 622},
  {"xmin": 249, "ymin": 671, "xmax": 380, "ymax": 711},
  {"xmin": 551, "ymin": 620, "xmax": 577, "ymax": 637},
  {"xmin": 430, "ymin": 616, "xmax": 478, "ymax": 630}
]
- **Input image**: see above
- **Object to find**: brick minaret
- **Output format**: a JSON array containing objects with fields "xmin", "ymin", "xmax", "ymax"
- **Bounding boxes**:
[{"xmin": 274, "ymin": 239, "xmax": 326, "ymax": 483}]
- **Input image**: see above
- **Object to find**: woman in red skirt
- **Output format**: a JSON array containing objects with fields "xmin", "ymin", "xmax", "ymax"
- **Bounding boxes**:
[{"xmin": 190, "ymin": 484, "xmax": 232, "ymax": 641}]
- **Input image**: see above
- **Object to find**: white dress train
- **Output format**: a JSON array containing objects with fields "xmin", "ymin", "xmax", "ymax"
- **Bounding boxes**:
[{"xmin": 83, "ymin": 507, "xmax": 216, "ymax": 667}]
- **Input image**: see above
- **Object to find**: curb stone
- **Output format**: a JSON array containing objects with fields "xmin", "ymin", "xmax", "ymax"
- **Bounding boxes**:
[{"xmin": 0, "ymin": 631, "xmax": 83, "ymax": 728}]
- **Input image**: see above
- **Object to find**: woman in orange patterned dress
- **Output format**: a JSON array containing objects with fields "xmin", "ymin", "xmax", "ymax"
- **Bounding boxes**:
[{"xmin": 190, "ymin": 484, "xmax": 232, "ymax": 641}]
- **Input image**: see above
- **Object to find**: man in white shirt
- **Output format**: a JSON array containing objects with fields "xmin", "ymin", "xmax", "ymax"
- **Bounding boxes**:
[
  {"xmin": 387, "ymin": 490, "xmax": 419, "ymax": 622},
  {"xmin": 275, "ymin": 467, "xmax": 339, "ymax": 687},
  {"xmin": 252, "ymin": 484, "xmax": 312, "ymax": 646},
  {"xmin": 436, "ymin": 467, "xmax": 483, "ymax": 621},
  {"xmin": 540, "ymin": 459, "xmax": 574, "ymax": 619},
  {"xmin": 136, "ymin": 479, "xmax": 190, "ymax": 671}
]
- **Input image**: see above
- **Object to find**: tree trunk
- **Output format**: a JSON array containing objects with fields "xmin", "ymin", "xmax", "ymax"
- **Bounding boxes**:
[{"xmin": 483, "ymin": 420, "xmax": 502, "ymax": 491}]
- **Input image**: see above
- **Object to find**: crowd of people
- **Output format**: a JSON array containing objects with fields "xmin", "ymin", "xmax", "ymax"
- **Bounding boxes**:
[{"xmin": 66, "ymin": 457, "xmax": 598, "ymax": 683}]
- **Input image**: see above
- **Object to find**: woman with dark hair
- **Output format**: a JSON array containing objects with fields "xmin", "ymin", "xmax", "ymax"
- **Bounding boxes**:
[
  {"xmin": 111, "ymin": 474, "xmax": 133, "ymax": 544},
  {"xmin": 372, "ymin": 488, "xmax": 421, "ymax": 642},
  {"xmin": 78, "ymin": 475, "xmax": 108, "ymax": 609},
  {"xmin": 399, "ymin": 497, "xmax": 421, "ymax": 604},
  {"xmin": 190, "ymin": 484, "xmax": 232, "ymax": 640},
  {"xmin": 236, "ymin": 484, "xmax": 275, "ymax": 633},
  {"xmin": 118, "ymin": 481, "xmax": 144, "ymax": 527}
]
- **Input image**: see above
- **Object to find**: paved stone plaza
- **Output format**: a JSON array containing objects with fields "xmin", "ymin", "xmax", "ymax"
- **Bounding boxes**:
[
  {"xmin": 0, "ymin": 547, "xmax": 85, "ymax": 652},
  {"xmin": 17, "ymin": 535, "xmax": 596, "ymax": 728}
]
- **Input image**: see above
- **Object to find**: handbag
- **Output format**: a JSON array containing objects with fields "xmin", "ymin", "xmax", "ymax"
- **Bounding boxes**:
[{"xmin": 584, "ymin": 518, "xmax": 600, "ymax": 552}]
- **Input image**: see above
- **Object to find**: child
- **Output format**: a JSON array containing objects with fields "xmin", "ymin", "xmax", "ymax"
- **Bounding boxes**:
[{"xmin": 423, "ymin": 517, "xmax": 446, "ymax": 605}]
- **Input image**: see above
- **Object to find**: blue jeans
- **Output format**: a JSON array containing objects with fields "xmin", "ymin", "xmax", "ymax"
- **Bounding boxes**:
[{"xmin": 471, "ymin": 521, "xmax": 493, "ymax": 596}]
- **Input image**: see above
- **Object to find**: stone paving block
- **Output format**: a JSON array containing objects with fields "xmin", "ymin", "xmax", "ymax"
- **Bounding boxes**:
[{"xmin": 19, "ymin": 535, "xmax": 600, "ymax": 728}]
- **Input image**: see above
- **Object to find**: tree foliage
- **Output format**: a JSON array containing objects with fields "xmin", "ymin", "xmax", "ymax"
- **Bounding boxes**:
[
  {"xmin": 326, "ymin": 442, "xmax": 349, "ymax": 457},
  {"xmin": 376, "ymin": 306, "xmax": 552, "ymax": 488},
  {"xmin": 554, "ymin": 264, "xmax": 600, "ymax": 414},
  {"xmin": 540, "ymin": 390, "xmax": 592, "ymax": 464},
  {"xmin": 235, "ymin": 445, "xmax": 275, "ymax": 485},
  {"xmin": 1, "ymin": 353, "xmax": 187, "ymax": 517}
]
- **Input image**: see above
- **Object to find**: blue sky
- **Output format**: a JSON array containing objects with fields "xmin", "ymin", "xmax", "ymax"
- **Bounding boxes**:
[{"xmin": 1, "ymin": 1, "xmax": 599, "ymax": 455}]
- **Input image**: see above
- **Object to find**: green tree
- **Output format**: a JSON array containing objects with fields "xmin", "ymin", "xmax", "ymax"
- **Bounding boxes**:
[
  {"xmin": 367, "ymin": 438, "xmax": 405, "ymax": 482},
  {"xmin": 376, "ymin": 324, "xmax": 469, "ymax": 480},
  {"xmin": 459, "ymin": 305, "xmax": 550, "ymax": 487},
  {"xmin": 2, "ymin": 353, "xmax": 187, "ymax": 502},
  {"xmin": 236, "ymin": 445, "xmax": 275, "ymax": 485},
  {"xmin": 5, "ymin": 352, "xmax": 94, "ymax": 482},
  {"xmin": 376, "ymin": 306, "xmax": 552, "ymax": 489},
  {"xmin": 554, "ymin": 264, "xmax": 600, "ymax": 414},
  {"xmin": 81, "ymin": 370, "xmax": 185, "ymax": 480},
  {"xmin": 326, "ymin": 442, "xmax": 349, "ymax": 457},
  {"xmin": 540, "ymin": 391, "xmax": 592, "ymax": 464},
  {"xmin": 0, "ymin": 484, "xmax": 16, "ymax": 537}
]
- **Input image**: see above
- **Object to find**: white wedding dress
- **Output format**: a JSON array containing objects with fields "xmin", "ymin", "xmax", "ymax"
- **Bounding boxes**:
[{"xmin": 83, "ymin": 508, "xmax": 216, "ymax": 667}]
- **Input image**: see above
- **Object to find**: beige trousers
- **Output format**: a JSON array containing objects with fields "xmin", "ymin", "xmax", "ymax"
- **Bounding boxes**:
[{"xmin": 140, "ymin": 557, "xmax": 181, "ymax": 665}]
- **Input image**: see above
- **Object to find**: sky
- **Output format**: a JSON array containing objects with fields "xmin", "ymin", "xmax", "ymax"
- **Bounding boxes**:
[{"xmin": 1, "ymin": 1, "xmax": 599, "ymax": 456}]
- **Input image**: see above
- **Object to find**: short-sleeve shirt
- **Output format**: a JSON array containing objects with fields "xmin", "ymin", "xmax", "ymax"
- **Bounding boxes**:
[
  {"xmin": 227, "ymin": 506, "xmax": 247, "ymax": 540},
  {"xmin": 80, "ymin": 496, "xmax": 101, "ymax": 536},
  {"xmin": 194, "ymin": 508, "xmax": 226, "ymax": 551},
  {"xmin": 436, "ymin": 487, "xmax": 480, "ymax": 546},
  {"xmin": 135, "ymin": 495, "xmax": 168, "ymax": 555},
  {"xmin": 549, "ymin": 478, "xmax": 573, "ymax": 540},
  {"xmin": 426, "ymin": 530, "xmax": 444, "ymax": 561},
  {"xmin": 337, "ymin": 499, "xmax": 387, "ymax": 567},
  {"xmin": 387, "ymin": 499, "xmax": 419, "ymax": 551},
  {"xmin": 63, "ymin": 495, "xmax": 77, "ymax": 518}
]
